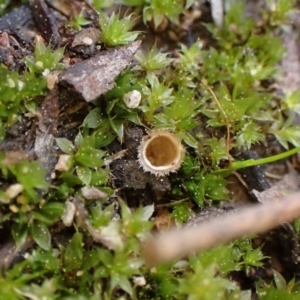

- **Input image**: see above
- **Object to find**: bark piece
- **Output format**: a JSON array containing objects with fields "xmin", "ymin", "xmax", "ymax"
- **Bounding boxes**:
[
  {"xmin": 35, "ymin": 89, "xmax": 59, "ymax": 181},
  {"xmin": 0, "ymin": 238, "xmax": 34, "ymax": 270},
  {"xmin": 38, "ymin": 88, "xmax": 59, "ymax": 134},
  {"xmin": 46, "ymin": 0, "xmax": 99, "ymax": 25},
  {"xmin": 46, "ymin": 0, "xmax": 84, "ymax": 18},
  {"xmin": 29, "ymin": 0, "xmax": 60, "ymax": 46},
  {"xmin": 59, "ymin": 40, "xmax": 141, "ymax": 102},
  {"xmin": 34, "ymin": 131, "xmax": 56, "ymax": 181},
  {"xmin": 0, "ymin": 5, "xmax": 35, "ymax": 44},
  {"xmin": 35, "ymin": 90, "xmax": 59, "ymax": 181},
  {"xmin": 0, "ymin": 29, "xmax": 31, "ymax": 69}
]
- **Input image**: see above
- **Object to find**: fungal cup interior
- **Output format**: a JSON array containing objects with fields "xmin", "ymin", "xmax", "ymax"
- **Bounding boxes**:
[{"xmin": 144, "ymin": 135, "xmax": 181, "ymax": 167}]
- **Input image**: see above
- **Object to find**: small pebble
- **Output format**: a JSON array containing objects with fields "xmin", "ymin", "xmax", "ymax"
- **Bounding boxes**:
[{"xmin": 123, "ymin": 90, "xmax": 141, "ymax": 108}]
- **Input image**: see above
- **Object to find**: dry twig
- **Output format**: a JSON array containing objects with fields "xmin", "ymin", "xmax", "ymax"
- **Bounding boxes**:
[{"xmin": 142, "ymin": 191, "xmax": 300, "ymax": 265}]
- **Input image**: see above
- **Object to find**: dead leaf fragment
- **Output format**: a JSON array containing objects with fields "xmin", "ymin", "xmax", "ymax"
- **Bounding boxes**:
[
  {"xmin": 29, "ymin": 0, "xmax": 60, "ymax": 46},
  {"xmin": 38, "ymin": 88, "xmax": 59, "ymax": 134},
  {"xmin": 55, "ymin": 154, "xmax": 71, "ymax": 172},
  {"xmin": 85, "ymin": 222, "xmax": 124, "ymax": 250},
  {"xmin": 154, "ymin": 207, "xmax": 174, "ymax": 230},
  {"xmin": 47, "ymin": 0, "xmax": 99, "ymax": 22},
  {"xmin": 2, "ymin": 151, "xmax": 27, "ymax": 166},
  {"xmin": 59, "ymin": 40, "xmax": 141, "ymax": 102},
  {"xmin": 34, "ymin": 131, "xmax": 56, "ymax": 181},
  {"xmin": 73, "ymin": 196, "xmax": 123, "ymax": 249},
  {"xmin": 61, "ymin": 200, "xmax": 76, "ymax": 227},
  {"xmin": 81, "ymin": 186, "xmax": 108, "ymax": 200},
  {"xmin": 5, "ymin": 183, "xmax": 23, "ymax": 199},
  {"xmin": 46, "ymin": 72, "xmax": 59, "ymax": 90}
]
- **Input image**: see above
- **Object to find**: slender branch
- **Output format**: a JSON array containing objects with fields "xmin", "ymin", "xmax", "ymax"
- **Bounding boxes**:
[{"xmin": 142, "ymin": 191, "xmax": 300, "ymax": 265}]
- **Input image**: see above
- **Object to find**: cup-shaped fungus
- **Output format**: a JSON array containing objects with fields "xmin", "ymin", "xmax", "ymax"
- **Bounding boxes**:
[{"xmin": 138, "ymin": 131, "xmax": 185, "ymax": 176}]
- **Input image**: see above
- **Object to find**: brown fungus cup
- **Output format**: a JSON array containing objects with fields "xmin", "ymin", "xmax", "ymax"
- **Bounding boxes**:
[{"xmin": 137, "ymin": 131, "xmax": 185, "ymax": 177}]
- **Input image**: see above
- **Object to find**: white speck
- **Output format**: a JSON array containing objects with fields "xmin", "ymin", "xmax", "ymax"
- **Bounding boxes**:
[{"xmin": 83, "ymin": 37, "xmax": 93, "ymax": 45}]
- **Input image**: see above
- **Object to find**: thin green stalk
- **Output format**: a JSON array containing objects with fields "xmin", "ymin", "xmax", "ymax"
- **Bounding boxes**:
[{"xmin": 212, "ymin": 146, "xmax": 300, "ymax": 176}]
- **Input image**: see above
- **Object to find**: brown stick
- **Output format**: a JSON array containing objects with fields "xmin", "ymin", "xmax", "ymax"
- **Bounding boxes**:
[{"xmin": 142, "ymin": 191, "xmax": 300, "ymax": 265}]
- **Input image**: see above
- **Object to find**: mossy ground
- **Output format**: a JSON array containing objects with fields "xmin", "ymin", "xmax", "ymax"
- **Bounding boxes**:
[{"xmin": 1, "ymin": 0, "xmax": 300, "ymax": 299}]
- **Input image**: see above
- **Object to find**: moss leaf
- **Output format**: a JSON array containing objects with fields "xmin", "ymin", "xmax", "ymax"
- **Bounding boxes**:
[{"xmin": 30, "ymin": 221, "xmax": 51, "ymax": 251}]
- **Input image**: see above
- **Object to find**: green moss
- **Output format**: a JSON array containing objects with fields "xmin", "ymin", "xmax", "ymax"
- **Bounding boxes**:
[
  {"xmin": 99, "ymin": 12, "xmax": 140, "ymax": 46},
  {"xmin": 1, "ymin": 0, "xmax": 300, "ymax": 299}
]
